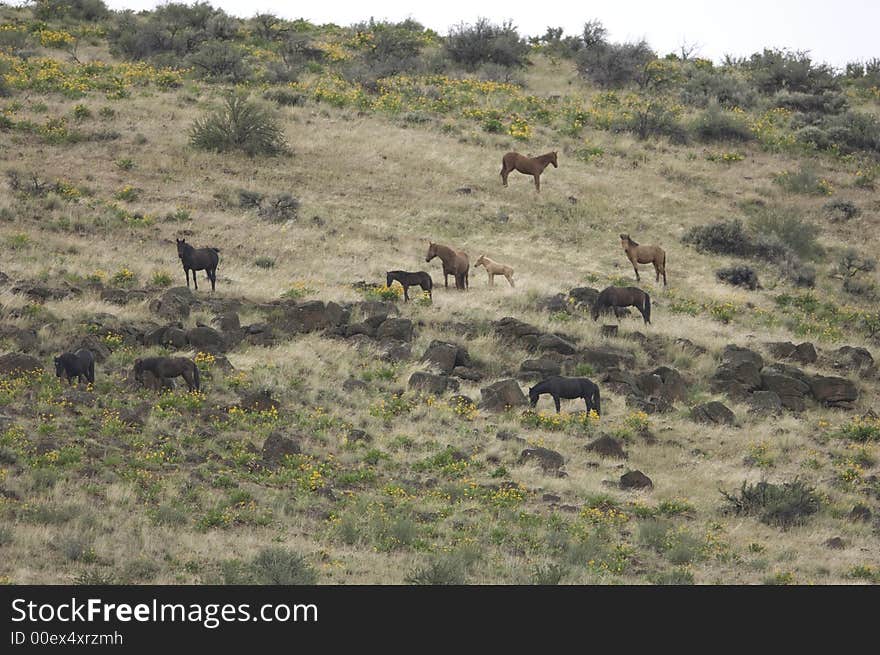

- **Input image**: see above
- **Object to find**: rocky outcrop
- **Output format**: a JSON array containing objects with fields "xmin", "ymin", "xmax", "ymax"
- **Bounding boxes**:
[{"xmin": 479, "ymin": 379, "xmax": 528, "ymax": 411}]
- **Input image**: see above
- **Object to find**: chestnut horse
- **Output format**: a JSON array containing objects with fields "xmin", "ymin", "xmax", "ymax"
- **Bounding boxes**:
[
  {"xmin": 425, "ymin": 242, "xmax": 469, "ymax": 290},
  {"xmin": 620, "ymin": 234, "xmax": 667, "ymax": 287},
  {"xmin": 500, "ymin": 151, "xmax": 558, "ymax": 192}
]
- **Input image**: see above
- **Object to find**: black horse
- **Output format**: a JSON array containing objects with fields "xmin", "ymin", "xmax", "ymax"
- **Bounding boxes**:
[
  {"xmin": 591, "ymin": 286, "xmax": 651, "ymax": 325},
  {"xmin": 134, "ymin": 356, "xmax": 200, "ymax": 392},
  {"xmin": 528, "ymin": 376, "xmax": 601, "ymax": 415},
  {"xmin": 176, "ymin": 238, "xmax": 220, "ymax": 291},
  {"xmin": 386, "ymin": 270, "xmax": 433, "ymax": 302},
  {"xmin": 54, "ymin": 349, "xmax": 95, "ymax": 385}
]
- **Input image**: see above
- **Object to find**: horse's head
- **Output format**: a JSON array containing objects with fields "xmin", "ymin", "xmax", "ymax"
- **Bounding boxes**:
[
  {"xmin": 620, "ymin": 233, "xmax": 631, "ymax": 248},
  {"xmin": 550, "ymin": 151, "xmax": 558, "ymax": 168},
  {"xmin": 528, "ymin": 386, "xmax": 538, "ymax": 407},
  {"xmin": 475, "ymin": 255, "xmax": 486, "ymax": 268},
  {"xmin": 133, "ymin": 358, "xmax": 144, "ymax": 382},
  {"xmin": 54, "ymin": 356, "xmax": 64, "ymax": 378},
  {"xmin": 385, "ymin": 271, "xmax": 393, "ymax": 288},
  {"xmin": 425, "ymin": 242, "xmax": 437, "ymax": 262},
  {"xmin": 176, "ymin": 238, "xmax": 187, "ymax": 258}
]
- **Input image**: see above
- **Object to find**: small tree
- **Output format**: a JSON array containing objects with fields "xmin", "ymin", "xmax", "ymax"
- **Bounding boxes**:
[
  {"xmin": 190, "ymin": 93, "xmax": 288, "ymax": 156},
  {"xmin": 445, "ymin": 19, "xmax": 529, "ymax": 71}
]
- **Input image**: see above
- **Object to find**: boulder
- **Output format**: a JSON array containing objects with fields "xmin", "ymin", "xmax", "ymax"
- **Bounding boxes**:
[
  {"xmin": 345, "ymin": 314, "xmax": 388, "ymax": 338},
  {"xmin": 261, "ymin": 433, "xmax": 302, "ymax": 467},
  {"xmin": 722, "ymin": 344, "xmax": 764, "ymax": 369},
  {"xmin": 585, "ymin": 435, "xmax": 628, "ymax": 459},
  {"xmin": 711, "ymin": 360, "xmax": 762, "ymax": 392},
  {"xmin": 578, "ymin": 346, "xmax": 636, "ymax": 371},
  {"xmin": 760, "ymin": 371, "xmax": 810, "ymax": 411},
  {"xmin": 537, "ymin": 333, "xmax": 577, "ymax": 355},
  {"xmin": 620, "ymin": 470, "xmax": 653, "ymax": 490},
  {"xmin": 408, "ymin": 372, "xmax": 451, "ymax": 395},
  {"xmin": 479, "ymin": 379, "xmax": 528, "ymax": 411},
  {"xmin": 452, "ymin": 366, "xmax": 483, "ymax": 382},
  {"xmin": 186, "ymin": 326, "xmax": 225, "ymax": 352},
  {"xmin": 214, "ymin": 312, "xmax": 240, "ymax": 332},
  {"xmin": 238, "ymin": 390, "xmax": 279, "ymax": 413},
  {"xmin": 601, "ymin": 368, "xmax": 641, "ymax": 396},
  {"xmin": 493, "ymin": 317, "xmax": 542, "ymax": 342},
  {"xmin": 626, "ymin": 395, "xmax": 673, "ymax": 414},
  {"xmin": 0, "ymin": 352, "xmax": 43, "ymax": 375},
  {"xmin": 376, "ymin": 318, "xmax": 413, "ymax": 342},
  {"xmin": 421, "ymin": 340, "xmax": 469, "ymax": 375},
  {"xmin": 766, "ymin": 341, "xmax": 817, "ymax": 364},
  {"xmin": 518, "ymin": 447, "xmax": 564, "ymax": 473},
  {"xmin": 281, "ymin": 300, "xmax": 347, "ymax": 333},
  {"xmin": 149, "ymin": 286, "xmax": 196, "ymax": 321},
  {"xmin": 810, "ymin": 376, "xmax": 858, "ymax": 408},
  {"xmin": 690, "ymin": 401, "xmax": 735, "ymax": 425},
  {"xmin": 568, "ymin": 287, "xmax": 599, "ymax": 308},
  {"xmin": 74, "ymin": 335, "xmax": 111, "ymax": 363},
  {"xmin": 830, "ymin": 346, "xmax": 874, "ymax": 374},
  {"xmin": 378, "ymin": 339, "xmax": 411, "ymax": 362},
  {"xmin": 748, "ymin": 390, "xmax": 782, "ymax": 414},
  {"xmin": 342, "ymin": 378, "xmax": 369, "ymax": 393},
  {"xmin": 519, "ymin": 358, "xmax": 562, "ymax": 378},
  {"xmin": 649, "ymin": 366, "xmax": 688, "ymax": 402},
  {"xmin": 535, "ymin": 293, "xmax": 570, "ymax": 313}
]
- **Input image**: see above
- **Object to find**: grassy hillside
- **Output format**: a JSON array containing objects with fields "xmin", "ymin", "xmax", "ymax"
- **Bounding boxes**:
[{"xmin": 0, "ymin": 3, "xmax": 878, "ymax": 585}]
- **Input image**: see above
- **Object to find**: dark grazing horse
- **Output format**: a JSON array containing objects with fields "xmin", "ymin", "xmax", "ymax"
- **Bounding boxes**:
[
  {"xmin": 426, "ymin": 242, "xmax": 469, "ymax": 290},
  {"xmin": 176, "ymin": 238, "xmax": 220, "ymax": 291},
  {"xmin": 620, "ymin": 234, "xmax": 667, "ymax": 287},
  {"xmin": 54, "ymin": 349, "xmax": 95, "ymax": 385},
  {"xmin": 500, "ymin": 151, "xmax": 558, "ymax": 192},
  {"xmin": 386, "ymin": 270, "xmax": 433, "ymax": 302},
  {"xmin": 134, "ymin": 356, "xmax": 200, "ymax": 392},
  {"xmin": 591, "ymin": 286, "xmax": 651, "ymax": 325},
  {"xmin": 528, "ymin": 376, "xmax": 601, "ymax": 415}
]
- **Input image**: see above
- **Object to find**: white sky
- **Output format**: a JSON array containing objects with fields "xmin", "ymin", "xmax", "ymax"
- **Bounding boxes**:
[{"xmin": 95, "ymin": 0, "xmax": 878, "ymax": 68}]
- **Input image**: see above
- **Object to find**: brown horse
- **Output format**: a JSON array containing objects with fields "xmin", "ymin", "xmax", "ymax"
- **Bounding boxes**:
[
  {"xmin": 591, "ymin": 286, "xmax": 651, "ymax": 325},
  {"xmin": 500, "ymin": 151, "xmax": 558, "ymax": 192},
  {"xmin": 620, "ymin": 234, "xmax": 667, "ymax": 287},
  {"xmin": 425, "ymin": 242, "xmax": 469, "ymax": 290}
]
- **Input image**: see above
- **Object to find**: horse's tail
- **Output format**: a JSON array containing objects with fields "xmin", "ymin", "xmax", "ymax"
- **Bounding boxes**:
[
  {"xmin": 593, "ymin": 386, "xmax": 601, "ymax": 416},
  {"xmin": 192, "ymin": 362, "xmax": 200, "ymax": 391},
  {"xmin": 88, "ymin": 357, "xmax": 95, "ymax": 384},
  {"xmin": 211, "ymin": 247, "xmax": 220, "ymax": 253},
  {"xmin": 643, "ymin": 292, "xmax": 651, "ymax": 324}
]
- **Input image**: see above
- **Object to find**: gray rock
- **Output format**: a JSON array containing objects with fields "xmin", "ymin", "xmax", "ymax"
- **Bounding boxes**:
[
  {"xmin": 537, "ymin": 333, "xmax": 577, "ymax": 355},
  {"xmin": 479, "ymin": 379, "xmax": 528, "ymax": 411},
  {"xmin": 810, "ymin": 375, "xmax": 858, "ymax": 408},
  {"xmin": 261, "ymin": 433, "xmax": 302, "ymax": 467},
  {"xmin": 748, "ymin": 390, "xmax": 783, "ymax": 414},
  {"xmin": 149, "ymin": 286, "xmax": 196, "ymax": 321},
  {"xmin": 376, "ymin": 318, "xmax": 413, "ymax": 342},
  {"xmin": 518, "ymin": 447, "xmax": 564, "ymax": 472},
  {"xmin": 0, "ymin": 352, "xmax": 43, "ymax": 375},
  {"xmin": 519, "ymin": 358, "xmax": 562, "ymax": 378},
  {"xmin": 579, "ymin": 346, "xmax": 636, "ymax": 371},
  {"xmin": 342, "ymin": 378, "xmax": 369, "ymax": 393},
  {"xmin": 620, "ymin": 470, "xmax": 653, "ymax": 490},
  {"xmin": 691, "ymin": 401, "xmax": 735, "ymax": 425},
  {"xmin": 186, "ymin": 326, "xmax": 225, "ymax": 352},
  {"xmin": 408, "ymin": 372, "xmax": 450, "ymax": 395}
]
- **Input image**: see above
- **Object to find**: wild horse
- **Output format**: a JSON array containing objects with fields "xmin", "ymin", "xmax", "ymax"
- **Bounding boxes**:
[
  {"xmin": 176, "ymin": 238, "xmax": 220, "ymax": 291},
  {"xmin": 500, "ymin": 151, "xmax": 558, "ymax": 192},
  {"xmin": 528, "ymin": 376, "xmax": 601, "ymax": 415}
]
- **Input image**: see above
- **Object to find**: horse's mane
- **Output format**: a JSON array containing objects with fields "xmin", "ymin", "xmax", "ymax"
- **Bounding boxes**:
[
  {"xmin": 536, "ymin": 152, "xmax": 556, "ymax": 162},
  {"xmin": 624, "ymin": 236, "xmax": 639, "ymax": 247}
]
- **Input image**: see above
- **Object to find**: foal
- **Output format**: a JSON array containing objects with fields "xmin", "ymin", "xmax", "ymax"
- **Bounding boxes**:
[
  {"xmin": 54, "ymin": 349, "xmax": 95, "ymax": 385},
  {"xmin": 474, "ymin": 255, "xmax": 515, "ymax": 287},
  {"xmin": 176, "ymin": 238, "xmax": 220, "ymax": 291},
  {"xmin": 528, "ymin": 376, "xmax": 601, "ymax": 415},
  {"xmin": 386, "ymin": 270, "xmax": 433, "ymax": 302},
  {"xmin": 500, "ymin": 151, "xmax": 558, "ymax": 192},
  {"xmin": 620, "ymin": 234, "xmax": 667, "ymax": 287}
]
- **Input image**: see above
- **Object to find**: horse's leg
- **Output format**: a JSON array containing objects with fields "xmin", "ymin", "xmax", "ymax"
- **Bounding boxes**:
[
  {"xmin": 402, "ymin": 284, "xmax": 409, "ymax": 302},
  {"xmin": 654, "ymin": 263, "xmax": 660, "ymax": 283},
  {"xmin": 553, "ymin": 395, "xmax": 561, "ymax": 413},
  {"xmin": 192, "ymin": 268, "xmax": 198, "ymax": 290},
  {"xmin": 506, "ymin": 274, "xmax": 515, "ymax": 288},
  {"xmin": 210, "ymin": 267, "xmax": 216, "ymax": 291},
  {"xmin": 534, "ymin": 174, "xmax": 541, "ymax": 192},
  {"xmin": 184, "ymin": 267, "xmax": 190, "ymax": 288},
  {"xmin": 632, "ymin": 258, "xmax": 640, "ymax": 281},
  {"xmin": 501, "ymin": 165, "xmax": 508, "ymax": 187},
  {"xmin": 444, "ymin": 272, "xmax": 449, "ymax": 288},
  {"xmin": 488, "ymin": 272, "xmax": 494, "ymax": 287}
]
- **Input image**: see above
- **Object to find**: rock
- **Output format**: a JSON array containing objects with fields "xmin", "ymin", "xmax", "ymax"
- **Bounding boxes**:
[
  {"xmin": 760, "ymin": 370, "xmax": 810, "ymax": 411},
  {"xmin": 543, "ymin": 493, "xmax": 561, "ymax": 503},
  {"xmin": 346, "ymin": 429, "xmax": 371, "ymax": 443},
  {"xmin": 0, "ymin": 352, "xmax": 43, "ymax": 375},
  {"xmin": 748, "ymin": 390, "xmax": 782, "ymax": 414},
  {"xmin": 711, "ymin": 360, "xmax": 762, "ymax": 393},
  {"xmin": 810, "ymin": 375, "xmax": 858, "ymax": 408},
  {"xmin": 74, "ymin": 335, "xmax": 111, "ymax": 363},
  {"xmin": 452, "ymin": 366, "xmax": 483, "ymax": 382},
  {"xmin": 824, "ymin": 537, "xmax": 846, "ymax": 550},
  {"xmin": 261, "ymin": 433, "xmax": 302, "ymax": 467},
  {"xmin": 578, "ymin": 346, "xmax": 636, "ymax": 371},
  {"xmin": 568, "ymin": 287, "xmax": 599, "ymax": 308},
  {"xmin": 674, "ymin": 337, "xmax": 707, "ymax": 355},
  {"xmin": 448, "ymin": 395, "xmax": 475, "ymax": 409},
  {"xmin": 238, "ymin": 390, "xmax": 278, "ymax": 413},
  {"xmin": 830, "ymin": 346, "xmax": 874, "ymax": 374},
  {"xmin": 342, "ymin": 378, "xmax": 369, "ymax": 393},
  {"xmin": 722, "ymin": 345, "xmax": 764, "ymax": 370},
  {"xmin": 601, "ymin": 325, "xmax": 618, "ymax": 338},
  {"xmin": 186, "ymin": 326, "xmax": 226, "ymax": 352},
  {"xmin": 690, "ymin": 401, "xmax": 735, "ymax": 425},
  {"xmin": 495, "ymin": 430, "xmax": 523, "ymax": 443},
  {"xmin": 283, "ymin": 300, "xmax": 348, "ymax": 333},
  {"xmin": 535, "ymin": 293, "xmax": 570, "ymax": 313},
  {"xmin": 421, "ymin": 341, "xmax": 469, "ymax": 375},
  {"xmin": 518, "ymin": 447, "xmax": 564, "ymax": 473},
  {"xmin": 0, "ymin": 326, "xmax": 38, "ymax": 352},
  {"xmin": 479, "ymin": 379, "xmax": 528, "ymax": 411},
  {"xmin": 620, "ymin": 470, "xmax": 653, "ymax": 490},
  {"xmin": 376, "ymin": 318, "xmax": 413, "ymax": 342},
  {"xmin": 850, "ymin": 504, "xmax": 872, "ymax": 522},
  {"xmin": 519, "ymin": 358, "xmax": 561, "ymax": 379},
  {"xmin": 626, "ymin": 395, "xmax": 673, "ymax": 414},
  {"xmin": 456, "ymin": 187, "xmax": 472, "ymax": 195},
  {"xmin": 378, "ymin": 339, "xmax": 411, "ymax": 362},
  {"xmin": 601, "ymin": 368, "xmax": 640, "ymax": 396},
  {"xmin": 149, "ymin": 286, "xmax": 196, "ymax": 320},
  {"xmin": 585, "ymin": 435, "xmax": 628, "ymax": 459},
  {"xmin": 649, "ymin": 366, "xmax": 688, "ymax": 402},
  {"xmin": 537, "ymin": 333, "xmax": 577, "ymax": 355},
  {"xmin": 408, "ymin": 372, "xmax": 450, "ymax": 395},
  {"xmin": 493, "ymin": 317, "xmax": 542, "ymax": 342},
  {"xmin": 214, "ymin": 312, "xmax": 240, "ymax": 332},
  {"xmin": 766, "ymin": 341, "xmax": 817, "ymax": 364}
]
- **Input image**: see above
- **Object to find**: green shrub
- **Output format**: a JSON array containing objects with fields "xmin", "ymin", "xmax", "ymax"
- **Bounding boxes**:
[
  {"xmin": 823, "ymin": 199, "xmax": 859, "ymax": 222},
  {"xmin": 445, "ymin": 19, "xmax": 530, "ymax": 71},
  {"xmin": 748, "ymin": 206, "xmax": 822, "ymax": 260},
  {"xmin": 682, "ymin": 218, "xmax": 754, "ymax": 257},
  {"xmin": 721, "ymin": 479, "xmax": 820, "ymax": 529},
  {"xmin": 692, "ymin": 103, "xmax": 753, "ymax": 142},
  {"xmin": 772, "ymin": 165, "xmax": 833, "ymax": 195},
  {"xmin": 187, "ymin": 41, "xmax": 252, "ymax": 83},
  {"xmin": 253, "ymin": 257, "xmax": 275, "ymax": 269},
  {"xmin": 190, "ymin": 93, "xmax": 288, "ymax": 156},
  {"xmin": 263, "ymin": 89, "xmax": 306, "ymax": 106},
  {"xmin": 405, "ymin": 557, "xmax": 467, "ymax": 585},
  {"xmin": 258, "ymin": 193, "xmax": 299, "ymax": 222},
  {"xmin": 716, "ymin": 264, "xmax": 760, "ymax": 290},
  {"xmin": 576, "ymin": 39, "xmax": 656, "ymax": 88}
]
